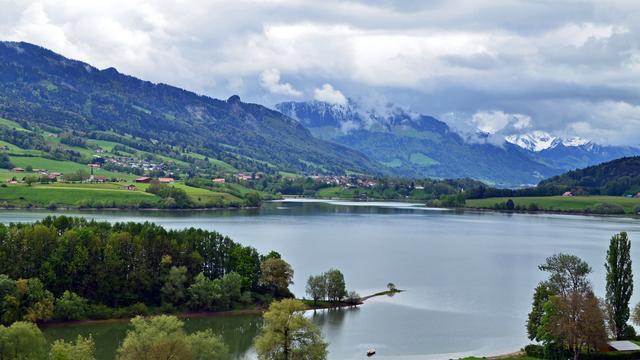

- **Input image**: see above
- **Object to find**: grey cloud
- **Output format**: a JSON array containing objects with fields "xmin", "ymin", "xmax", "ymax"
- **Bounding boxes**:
[{"xmin": 1, "ymin": 0, "xmax": 639, "ymax": 145}]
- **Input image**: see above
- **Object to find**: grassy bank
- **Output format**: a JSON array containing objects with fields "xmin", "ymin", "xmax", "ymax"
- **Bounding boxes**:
[{"xmin": 466, "ymin": 196, "xmax": 640, "ymax": 215}]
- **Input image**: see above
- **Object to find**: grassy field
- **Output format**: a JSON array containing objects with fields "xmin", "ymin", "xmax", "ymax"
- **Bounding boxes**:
[
  {"xmin": 0, "ymin": 183, "xmax": 159, "ymax": 208},
  {"xmin": 8, "ymin": 156, "xmax": 137, "ymax": 180},
  {"xmin": 0, "ymin": 181, "xmax": 251, "ymax": 209},
  {"xmin": 466, "ymin": 196, "xmax": 640, "ymax": 214}
]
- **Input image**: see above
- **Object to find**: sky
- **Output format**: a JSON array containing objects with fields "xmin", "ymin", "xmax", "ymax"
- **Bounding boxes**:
[{"xmin": 1, "ymin": 0, "xmax": 639, "ymax": 146}]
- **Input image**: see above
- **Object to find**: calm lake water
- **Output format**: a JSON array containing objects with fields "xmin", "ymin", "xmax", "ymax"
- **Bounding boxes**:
[{"xmin": 3, "ymin": 200, "xmax": 640, "ymax": 360}]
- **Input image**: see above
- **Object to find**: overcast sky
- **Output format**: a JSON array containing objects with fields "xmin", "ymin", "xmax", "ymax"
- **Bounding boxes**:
[{"xmin": 1, "ymin": 0, "xmax": 639, "ymax": 145}]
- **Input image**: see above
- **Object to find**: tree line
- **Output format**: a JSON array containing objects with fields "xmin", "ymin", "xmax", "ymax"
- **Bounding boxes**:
[
  {"xmin": 525, "ymin": 232, "xmax": 636, "ymax": 359},
  {"xmin": 0, "ymin": 216, "xmax": 296, "ymax": 324}
]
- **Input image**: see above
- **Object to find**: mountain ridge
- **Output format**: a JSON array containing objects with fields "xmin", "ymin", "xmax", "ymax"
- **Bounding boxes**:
[
  {"xmin": 0, "ymin": 41, "xmax": 380, "ymax": 176},
  {"xmin": 277, "ymin": 100, "xmax": 557, "ymax": 186}
]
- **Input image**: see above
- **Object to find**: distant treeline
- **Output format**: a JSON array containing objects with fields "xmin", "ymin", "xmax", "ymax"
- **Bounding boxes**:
[{"xmin": 248, "ymin": 175, "xmax": 483, "ymax": 201}]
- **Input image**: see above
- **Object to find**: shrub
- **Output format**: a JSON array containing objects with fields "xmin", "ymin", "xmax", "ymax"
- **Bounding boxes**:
[
  {"xmin": 85, "ymin": 304, "xmax": 114, "ymax": 320},
  {"xmin": 55, "ymin": 291, "xmax": 88, "ymax": 321},
  {"xmin": 588, "ymin": 203, "xmax": 625, "ymax": 215},
  {"xmin": 524, "ymin": 344, "xmax": 544, "ymax": 358}
]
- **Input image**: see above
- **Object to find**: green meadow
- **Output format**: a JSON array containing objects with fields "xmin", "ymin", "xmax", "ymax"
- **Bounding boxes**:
[{"xmin": 466, "ymin": 196, "xmax": 640, "ymax": 214}]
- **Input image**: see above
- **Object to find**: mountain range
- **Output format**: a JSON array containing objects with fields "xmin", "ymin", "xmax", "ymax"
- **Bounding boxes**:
[
  {"xmin": 0, "ymin": 41, "xmax": 378, "ymax": 176},
  {"xmin": 277, "ymin": 100, "xmax": 640, "ymax": 186},
  {"xmin": 1, "ymin": 41, "xmax": 638, "ymax": 187}
]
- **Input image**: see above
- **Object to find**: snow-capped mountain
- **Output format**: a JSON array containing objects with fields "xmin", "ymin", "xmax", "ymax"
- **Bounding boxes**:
[
  {"xmin": 505, "ymin": 131, "xmax": 590, "ymax": 152},
  {"xmin": 277, "ymin": 100, "xmax": 557, "ymax": 186},
  {"xmin": 506, "ymin": 131, "xmax": 640, "ymax": 171}
]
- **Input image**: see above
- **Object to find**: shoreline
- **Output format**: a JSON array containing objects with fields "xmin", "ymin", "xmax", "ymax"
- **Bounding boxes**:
[
  {"xmin": 40, "ymin": 290, "xmax": 397, "ymax": 330},
  {"xmin": 285, "ymin": 195, "xmax": 640, "ymax": 218},
  {"xmin": 0, "ymin": 205, "xmax": 259, "ymax": 212}
]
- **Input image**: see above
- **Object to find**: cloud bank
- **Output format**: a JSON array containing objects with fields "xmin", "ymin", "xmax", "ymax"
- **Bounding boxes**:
[{"xmin": 1, "ymin": 0, "xmax": 639, "ymax": 145}]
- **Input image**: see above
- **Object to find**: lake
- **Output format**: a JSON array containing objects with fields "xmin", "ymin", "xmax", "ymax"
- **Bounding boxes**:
[{"xmin": 3, "ymin": 200, "xmax": 640, "ymax": 360}]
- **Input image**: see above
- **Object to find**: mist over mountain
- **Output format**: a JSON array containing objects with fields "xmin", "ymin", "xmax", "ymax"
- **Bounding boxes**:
[
  {"xmin": 277, "ymin": 100, "xmax": 556, "ymax": 186},
  {"xmin": 277, "ymin": 100, "xmax": 640, "ymax": 186}
]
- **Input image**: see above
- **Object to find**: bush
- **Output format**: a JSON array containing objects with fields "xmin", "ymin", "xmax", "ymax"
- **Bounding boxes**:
[
  {"xmin": 524, "ymin": 344, "xmax": 544, "ymax": 358},
  {"xmin": 622, "ymin": 324, "xmax": 637, "ymax": 339},
  {"xmin": 55, "ymin": 291, "xmax": 88, "ymax": 321},
  {"xmin": 85, "ymin": 304, "xmax": 114, "ymax": 320},
  {"xmin": 587, "ymin": 203, "xmax": 625, "ymax": 214},
  {"xmin": 505, "ymin": 199, "xmax": 515, "ymax": 210}
]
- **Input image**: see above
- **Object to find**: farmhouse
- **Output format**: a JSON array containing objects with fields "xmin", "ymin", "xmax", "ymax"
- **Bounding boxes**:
[
  {"xmin": 12, "ymin": 168, "xmax": 24, "ymax": 172},
  {"xmin": 562, "ymin": 191, "xmax": 574, "ymax": 197},
  {"xmin": 212, "ymin": 178, "xmax": 226, "ymax": 183},
  {"xmin": 122, "ymin": 184, "xmax": 137, "ymax": 191},
  {"xmin": 135, "ymin": 177, "xmax": 152, "ymax": 183},
  {"xmin": 158, "ymin": 178, "xmax": 175, "ymax": 183}
]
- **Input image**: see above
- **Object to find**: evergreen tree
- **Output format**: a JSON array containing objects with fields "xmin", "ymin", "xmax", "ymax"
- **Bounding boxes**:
[{"xmin": 606, "ymin": 232, "xmax": 633, "ymax": 339}]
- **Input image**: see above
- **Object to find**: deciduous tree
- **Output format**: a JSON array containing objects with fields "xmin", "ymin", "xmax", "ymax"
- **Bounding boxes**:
[
  {"xmin": 0, "ymin": 321, "xmax": 48, "ymax": 359},
  {"xmin": 260, "ymin": 258, "xmax": 294, "ymax": 296},
  {"xmin": 306, "ymin": 275, "xmax": 327, "ymax": 305},
  {"xmin": 254, "ymin": 299, "xmax": 327, "ymax": 360},
  {"xmin": 50, "ymin": 335, "xmax": 96, "ymax": 360},
  {"xmin": 325, "ymin": 269, "xmax": 347, "ymax": 302}
]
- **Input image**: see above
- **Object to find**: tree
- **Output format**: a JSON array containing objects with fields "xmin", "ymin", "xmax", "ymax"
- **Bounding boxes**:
[
  {"xmin": 535, "ymin": 254, "xmax": 606, "ymax": 360},
  {"xmin": 260, "ymin": 258, "xmax": 294, "ymax": 296},
  {"xmin": 526, "ymin": 282, "xmax": 554, "ymax": 341},
  {"xmin": 505, "ymin": 199, "xmax": 515, "ymax": 210},
  {"xmin": 254, "ymin": 299, "xmax": 327, "ymax": 360},
  {"xmin": 245, "ymin": 192, "xmax": 262, "ymax": 207},
  {"xmin": 50, "ymin": 335, "xmax": 95, "ymax": 360},
  {"xmin": 187, "ymin": 273, "xmax": 222, "ymax": 311},
  {"xmin": 325, "ymin": 269, "xmax": 347, "ymax": 302},
  {"xmin": 117, "ymin": 315, "xmax": 192, "ymax": 360},
  {"xmin": 387, "ymin": 283, "xmax": 397, "ymax": 291},
  {"xmin": 0, "ymin": 154, "xmax": 13, "ymax": 169},
  {"xmin": 161, "ymin": 266, "xmax": 189, "ymax": 306},
  {"xmin": 605, "ymin": 232, "xmax": 633, "ymax": 339},
  {"xmin": 117, "ymin": 315, "xmax": 228, "ymax": 360},
  {"xmin": 632, "ymin": 302, "xmax": 640, "ymax": 327},
  {"xmin": 189, "ymin": 330, "xmax": 228, "ymax": 360},
  {"xmin": 306, "ymin": 275, "xmax": 327, "ymax": 305},
  {"xmin": 3, "ymin": 278, "xmax": 54, "ymax": 323},
  {"xmin": 538, "ymin": 253, "xmax": 592, "ymax": 296},
  {"xmin": 219, "ymin": 272, "xmax": 243, "ymax": 310},
  {"xmin": 0, "ymin": 321, "xmax": 48, "ymax": 359},
  {"xmin": 540, "ymin": 293, "xmax": 607, "ymax": 360},
  {"xmin": 23, "ymin": 175, "xmax": 38, "ymax": 186}
]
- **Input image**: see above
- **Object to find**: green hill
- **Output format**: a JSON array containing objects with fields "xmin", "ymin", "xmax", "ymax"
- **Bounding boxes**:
[
  {"xmin": 538, "ymin": 156, "xmax": 640, "ymax": 196},
  {"xmin": 0, "ymin": 41, "xmax": 379, "ymax": 177}
]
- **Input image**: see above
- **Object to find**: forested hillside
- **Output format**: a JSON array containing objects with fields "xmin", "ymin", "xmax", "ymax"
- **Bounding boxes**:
[
  {"xmin": 0, "ymin": 41, "xmax": 378, "ymax": 176},
  {"xmin": 537, "ymin": 156, "xmax": 640, "ymax": 196}
]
